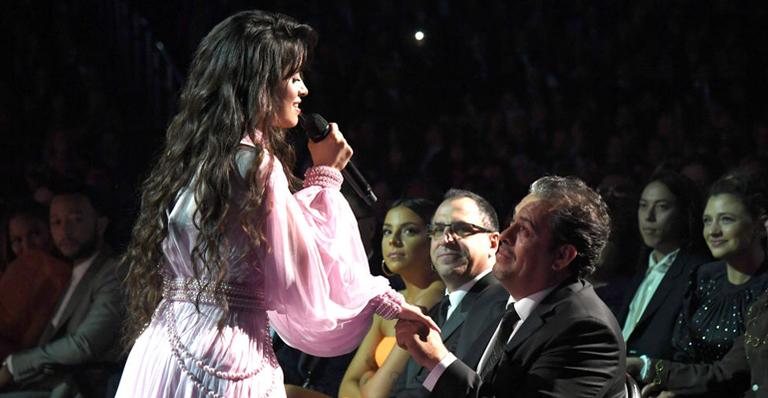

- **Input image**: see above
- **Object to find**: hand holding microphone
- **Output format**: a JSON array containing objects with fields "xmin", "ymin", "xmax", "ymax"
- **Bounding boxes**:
[
  {"xmin": 299, "ymin": 113, "xmax": 378, "ymax": 206},
  {"xmin": 306, "ymin": 121, "xmax": 352, "ymax": 170}
]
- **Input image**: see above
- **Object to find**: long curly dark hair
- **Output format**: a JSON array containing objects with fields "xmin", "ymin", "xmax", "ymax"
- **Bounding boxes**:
[{"xmin": 121, "ymin": 10, "xmax": 317, "ymax": 347}]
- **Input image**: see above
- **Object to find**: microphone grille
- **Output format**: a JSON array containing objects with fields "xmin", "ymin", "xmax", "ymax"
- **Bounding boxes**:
[{"xmin": 299, "ymin": 113, "xmax": 330, "ymax": 142}]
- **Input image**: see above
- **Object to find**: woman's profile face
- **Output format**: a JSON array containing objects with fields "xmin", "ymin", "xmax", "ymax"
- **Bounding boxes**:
[
  {"xmin": 703, "ymin": 193, "xmax": 760, "ymax": 260},
  {"xmin": 638, "ymin": 181, "xmax": 682, "ymax": 253},
  {"xmin": 273, "ymin": 72, "xmax": 308, "ymax": 129},
  {"xmin": 381, "ymin": 206, "xmax": 431, "ymax": 276}
]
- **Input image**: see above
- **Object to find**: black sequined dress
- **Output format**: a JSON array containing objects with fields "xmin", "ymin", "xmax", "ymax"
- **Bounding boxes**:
[{"xmin": 672, "ymin": 260, "xmax": 768, "ymax": 363}]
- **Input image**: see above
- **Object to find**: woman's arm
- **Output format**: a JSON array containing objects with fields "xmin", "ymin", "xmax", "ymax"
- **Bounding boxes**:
[
  {"xmin": 358, "ymin": 345, "xmax": 411, "ymax": 398},
  {"xmin": 358, "ymin": 285, "xmax": 444, "ymax": 398},
  {"xmin": 338, "ymin": 316, "xmax": 384, "ymax": 398}
]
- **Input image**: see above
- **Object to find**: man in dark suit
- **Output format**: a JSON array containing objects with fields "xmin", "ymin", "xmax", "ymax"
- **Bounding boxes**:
[
  {"xmin": 396, "ymin": 176, "xmax": 626, "ymax": 398},
  {"xmin": 390, "ymin": 189, "xmax": 505, "ymax": 397},
  {"xmin": 618, "ymin": 170, "xmax": 709, "ymax": 360},
  {"xmin": 0, "ymin": 189, "xmax": 124, "ymax": 397}
]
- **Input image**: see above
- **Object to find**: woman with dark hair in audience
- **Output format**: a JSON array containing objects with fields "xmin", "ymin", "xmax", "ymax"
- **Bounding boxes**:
[
  {"xmin": 115, "ymin": 10, "xmax": 436, "ymax": 398},
  {"xmin": 0, "ymin": 203, "xmax": 70, "ymax": 358},
  {"xmin": 338, "ymin": 198, "xmax": 444, "ymax": 398},
  {"xmin": 619, "ymin": 170, "xmax": 710, "ymax": 360},
  {"xmin": 629, "ymin": 169, "xmax": 768, "ymax": 396}
]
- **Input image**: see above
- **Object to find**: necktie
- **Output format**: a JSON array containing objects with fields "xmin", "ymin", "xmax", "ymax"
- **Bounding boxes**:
[
  {"xmin": 479, "ymin": 304, "xmax": 520, "ymax": 381},
  {"xmin": 437, "ymin": 297, "xmax": 451, "ymax": 326}
]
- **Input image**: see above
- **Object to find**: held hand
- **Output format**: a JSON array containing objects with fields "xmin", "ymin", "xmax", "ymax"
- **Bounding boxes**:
[
  {"xmin": 398, "ymin": 302, "xmax": 440, "ymax": 333},
  {"xmin": 394, "ymin": 319, "xmax": 447, "ymax": 371},
  {"xmin": 307, "ymin": 122, "xmax": 352, "ymax": 170},
  {"xmin": 626, "ymin": 356, "xmax": 643, "ymax": 379},
  {"xmin": 640, "ymin": 383, "xmax": 677, "ymax": 398}
]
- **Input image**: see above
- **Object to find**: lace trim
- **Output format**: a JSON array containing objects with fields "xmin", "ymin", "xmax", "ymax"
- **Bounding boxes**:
[{"xmin": 162, "ymin": 278, "xmax": 264, "ymax": 309}]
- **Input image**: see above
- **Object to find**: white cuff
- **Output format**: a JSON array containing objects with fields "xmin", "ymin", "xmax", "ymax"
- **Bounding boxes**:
[
  {"xmin": 640, "ymin": 354, "xmax": 651, "ymax": 381},
  {"xmin": 422, "ymin": 352, "xmax": 457, "ymax": 391},
  {"xmin": 4, "ymin": 355, "xmax": 15, "ymax": 379}
]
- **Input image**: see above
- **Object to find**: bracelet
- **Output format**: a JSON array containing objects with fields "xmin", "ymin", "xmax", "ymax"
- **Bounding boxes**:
[
  {"xmin": 373, "ymin": 290, "xmax": 404, "ymax": 320},
  {"xmin": 303, "ymin": 166, "xmax": 343, "ymax": 189},
  {"xmin": 651, "ymin": 359, "xmax": 665, "ymax": 385}
]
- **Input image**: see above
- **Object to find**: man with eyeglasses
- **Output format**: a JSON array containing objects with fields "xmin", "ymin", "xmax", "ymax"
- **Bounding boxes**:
[
  {"xmin": 390, "ymin": 189, "xmax": 508, "ymax": 397},
  {"xmin": 396, "ymin": 176, "xmax": 626, "ymax": 398}
]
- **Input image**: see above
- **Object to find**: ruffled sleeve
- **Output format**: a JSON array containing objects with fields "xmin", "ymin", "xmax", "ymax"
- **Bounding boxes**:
[{"xmin": 243, "ymin": 144, "xmax": 402, "ymax": 356}]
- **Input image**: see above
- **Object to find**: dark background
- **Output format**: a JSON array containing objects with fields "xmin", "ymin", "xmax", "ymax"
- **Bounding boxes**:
[{"xmin": 3, "ymin": 0, "xmax": 768, "ymax": 253}]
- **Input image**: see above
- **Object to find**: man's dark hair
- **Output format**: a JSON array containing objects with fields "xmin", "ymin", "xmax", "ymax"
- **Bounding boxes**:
[
  {"xmin": 645, "ymin": 169, "xmax": 706, "ymax": 253},
  {"xmin": 441, "ymin": 188, "xmax": 499, "ymax": 231},
  {"xmin": 529, "ymin": 176, "xmax": 611, "ymax": 279}
]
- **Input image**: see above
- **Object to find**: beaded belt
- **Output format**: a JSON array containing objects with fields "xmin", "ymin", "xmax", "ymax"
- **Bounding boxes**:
[{"xmin": 162, "ymin": 277, "xmax": 265, "ymax": 309}]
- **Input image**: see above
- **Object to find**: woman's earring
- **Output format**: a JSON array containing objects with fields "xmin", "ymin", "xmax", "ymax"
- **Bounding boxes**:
[{"xmin": 381, "ymin": 260, "xmax": 394, "ymax": 277}]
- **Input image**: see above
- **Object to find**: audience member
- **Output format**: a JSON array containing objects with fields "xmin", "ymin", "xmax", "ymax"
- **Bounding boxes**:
[
  {"xmin": 618, "ymin": 170, "xmax": 711, "ymax": 360},
  {"xmin": 629, "ymin": 168, "xmax": 768, "ymax": 383},
  {"xmin": 339, "ymin": 198, "xmax": 444, "ymax": 398},
  {"xmin": 637, "ymin": 215, "xmax": 768, "ymax": 398},
  {"xmin": 390, "ymin": 189, "xmax": 503, "ymax": 397},
  {"xmin": 627, "ymin": 168, "xmax": 768, "ymax": 395},
  {"xmin": 396, "ymin": 176, "xmax": 626, "ymax": 397},
  {"xmin": 670, "ymin": 171, "xmax": 768, "ymax": 363},
  {"xmin": 0, "ymin": 189, "xmax": 124, "ymax": 397},
  {"xmin": 0, "ymin": 204, "xmax": 71, "ymax": 359},
  {"xmin": 6, "ymin": 205, "xmax": 53, "ymax": 258},
  {"xmin": 639, "ymin": 292, "xmax": 766, "ymax": 397}
]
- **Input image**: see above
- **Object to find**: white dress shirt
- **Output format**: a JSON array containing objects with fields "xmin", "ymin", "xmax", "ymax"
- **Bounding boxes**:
[
  {"xmin": 445, "ymin": 268, "xmax": 493, "ymax": 320},
  {"xmin": 621, "ymin": 249, "xmax": 679, "ymax": 341}
]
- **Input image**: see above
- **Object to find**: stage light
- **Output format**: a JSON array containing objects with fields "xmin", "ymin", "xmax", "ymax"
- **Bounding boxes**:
[{"xmin": 414, "ymin": 31, "xmax": 425, "ymax": 41}]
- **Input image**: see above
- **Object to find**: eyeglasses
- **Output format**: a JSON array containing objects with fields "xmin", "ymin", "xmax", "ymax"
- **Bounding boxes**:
[{"xmin": 427, "ymin": 221, "xmax": 494, "ymax": 240}]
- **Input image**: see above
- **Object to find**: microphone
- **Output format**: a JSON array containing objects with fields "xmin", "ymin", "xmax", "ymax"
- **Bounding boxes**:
[{"xmin": 299, "ymin": 113, "xmax": 378, "ymax": 207}]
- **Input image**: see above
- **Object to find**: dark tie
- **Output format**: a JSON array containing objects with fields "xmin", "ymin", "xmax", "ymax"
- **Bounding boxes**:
[
  {"xmin": 478, "ymin": 303, "xmax": 520, "ymax": 381},
  {"xmin": 437, "ymin": 297, "xmax": 451, "ymax": 326}
]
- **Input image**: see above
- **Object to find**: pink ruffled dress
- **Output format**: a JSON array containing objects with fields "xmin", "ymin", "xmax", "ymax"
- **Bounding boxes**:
[{"xmin": 116, "ymin": 136, "xmax": 402, "ymax": 397}]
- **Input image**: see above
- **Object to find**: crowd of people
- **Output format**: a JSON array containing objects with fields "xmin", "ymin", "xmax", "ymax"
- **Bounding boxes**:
[{"xmin": 1, "ymin": 1, "xmax": 768, "ymax": 398}]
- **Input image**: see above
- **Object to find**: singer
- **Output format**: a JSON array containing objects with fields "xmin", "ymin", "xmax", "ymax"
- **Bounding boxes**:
[{"xmin": 115, "ymin": 10, "xmax": 437, "ymax": 397}]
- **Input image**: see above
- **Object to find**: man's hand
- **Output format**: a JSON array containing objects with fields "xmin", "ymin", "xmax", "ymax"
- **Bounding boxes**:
[
  {"xmin": 395, "ymin": 319, "xmax": 448, "ymax": 371},
  {"xmin": 626, "ymin": 356, "xmax": 644, "ymax": 379},
  {"xmin": 0, "ymin": 364, "xmax": 13, "ymax": 390},
  {"xmin": 641, "ymin": 382, "xmax": 677, "ymax": 398}
]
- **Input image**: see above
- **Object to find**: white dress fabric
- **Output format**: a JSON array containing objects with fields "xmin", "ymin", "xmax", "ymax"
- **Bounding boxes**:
[{"xmin": 116, "ymin": 138, "xmax": 401, "ymax": 397}]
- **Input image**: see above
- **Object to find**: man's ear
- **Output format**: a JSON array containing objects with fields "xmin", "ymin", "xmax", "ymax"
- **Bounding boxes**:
[
  {"xmin": 552, "ymin": 244, "xmax": 577, "ymax": 271},
  {"xmin": 488, "ymin": 231, "xmax": 501, "ymax": 255}
]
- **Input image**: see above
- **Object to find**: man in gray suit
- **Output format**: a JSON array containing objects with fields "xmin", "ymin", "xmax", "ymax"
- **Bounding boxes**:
[
  {"xmin": 0, "ymin": 189, "xmax": 124, "ymax": 397},
  {"xmin": 390, "ymin": 189, "xmax": 506, "ymax": 397}
]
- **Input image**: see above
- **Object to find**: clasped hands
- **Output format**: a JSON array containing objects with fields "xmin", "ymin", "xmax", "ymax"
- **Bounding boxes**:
[{"xmin": 394, "ymin": 313, "xmax": 449, "ymax": 372}]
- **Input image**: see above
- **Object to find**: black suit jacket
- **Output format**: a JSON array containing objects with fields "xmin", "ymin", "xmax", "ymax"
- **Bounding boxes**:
[
  {"xmin": 617, "ymin": 250, "xmax": 708, "ymax": 359},
  {"xmin": 391, "ymin": 272, "xmax": 505, "ymax": 398},
  {"xmin": 431, "ymin": 279, "xmax": 626, "ymax": 398}
]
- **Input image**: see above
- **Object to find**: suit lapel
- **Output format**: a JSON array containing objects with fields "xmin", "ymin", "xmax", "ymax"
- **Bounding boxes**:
[
  {"xmin": 631, "ymin": 253, "xmax": 686, "ymax": 331},
  {"xmin": 45, "ymin": 249, "xmax": 110, "ymax": 338},
  {"xmin": 618, "ymin": 271, "xmax": 646, "ymax": 324},
  {"xmin": 441, "ymin": 273, "xmax": 496, "ymax": 340},
  {"xmin": 459, "ymin": 285, "xmax": 508, "ymax": 368},
  {"xmin": 503, "ymin": 280, "xmax": 581, "ymax": 357}
]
